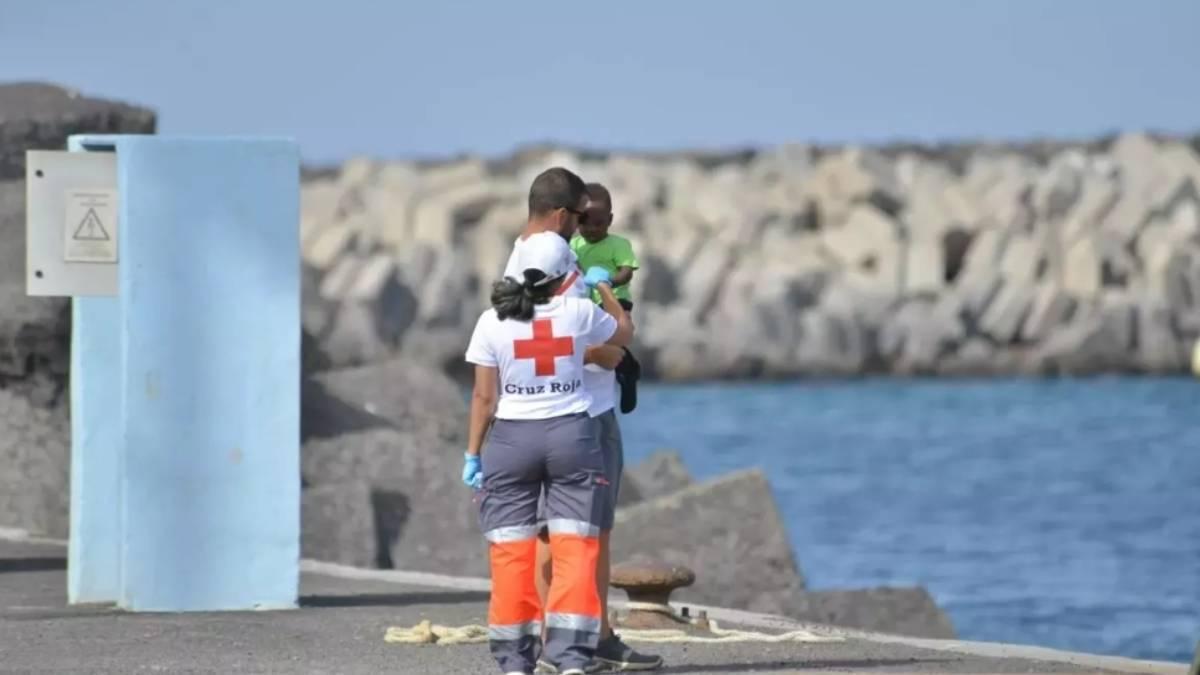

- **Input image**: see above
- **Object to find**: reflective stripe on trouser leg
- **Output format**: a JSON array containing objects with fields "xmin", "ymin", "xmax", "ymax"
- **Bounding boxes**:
[
  {"xmin": 486, "ymin": 529, "xmax": 542, "ymax": 674},
  {"xmin": 544, "ymin": 519, "xmax": 602, "ymax": 670}
]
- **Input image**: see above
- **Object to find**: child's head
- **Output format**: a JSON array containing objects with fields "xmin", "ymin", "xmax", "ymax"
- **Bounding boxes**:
[{"xmin": 579, "ymin": 182, "xmax": 614, "ymax": 243}]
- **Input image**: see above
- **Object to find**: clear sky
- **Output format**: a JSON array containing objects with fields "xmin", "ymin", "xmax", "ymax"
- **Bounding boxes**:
[{"xmin": 2, "ymin": 0, "xmax": 1197, "ymax": 165}]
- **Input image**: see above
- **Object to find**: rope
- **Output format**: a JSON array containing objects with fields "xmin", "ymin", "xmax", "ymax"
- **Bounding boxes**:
[{"xmin": 384, "ymin": 618, "xmax": 843, "ymax": 646}]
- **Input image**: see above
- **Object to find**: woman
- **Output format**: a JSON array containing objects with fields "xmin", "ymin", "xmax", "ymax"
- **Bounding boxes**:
[{"xmin": 463, "ymin": 233, "xmax": 633, "ymax": 675}]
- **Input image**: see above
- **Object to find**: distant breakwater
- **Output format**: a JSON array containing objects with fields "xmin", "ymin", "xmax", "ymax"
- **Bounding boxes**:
[{"xmin": 301, "ymin": 133, "xmax": 1200, "ymax": 381}]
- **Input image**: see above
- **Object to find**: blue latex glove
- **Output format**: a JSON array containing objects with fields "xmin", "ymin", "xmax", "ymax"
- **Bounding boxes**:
[
  {"xmin": 584, "ymin": 266, "xmax": 612, "ymax": 289},
  {"xmin": 462, "ymin": 453, "xmax": 482, "ymax": 489}
]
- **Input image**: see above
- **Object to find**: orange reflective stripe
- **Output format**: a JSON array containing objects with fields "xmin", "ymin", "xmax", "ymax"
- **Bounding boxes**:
[
  {"xmin": 487, "ymin": 539, "xmax": 542, "ymax": 626},
  {"xmin": 545, "ymin": 533, "xmax": 601, "ymax": 619}
]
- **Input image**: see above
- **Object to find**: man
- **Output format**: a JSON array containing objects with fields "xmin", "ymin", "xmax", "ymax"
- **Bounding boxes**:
[
  {"xmin": 500, "ymin": 169, "xmax": 661, "ymax": 672},
  {"xmin": 529, "ymin": 181, "xmax": 662, "ymax": 674},
  {"xmin": 503, "ymin": 169, "xmax": 625, "ymax": 372}
]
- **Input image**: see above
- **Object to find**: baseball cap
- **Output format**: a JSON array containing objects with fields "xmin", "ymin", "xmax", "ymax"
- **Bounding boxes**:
[{"xmin": 516, "ymin": 232, "xmax": 574, "ymax": 286}]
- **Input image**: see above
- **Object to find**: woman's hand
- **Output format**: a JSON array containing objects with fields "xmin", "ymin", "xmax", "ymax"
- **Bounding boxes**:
[
  {"xmin": 462, "ymin": 452, "xmax": 482, "ymax": 490},
  {"xmin": 584, "ymin": 266, "xmax": 612, "ymax": 289}
]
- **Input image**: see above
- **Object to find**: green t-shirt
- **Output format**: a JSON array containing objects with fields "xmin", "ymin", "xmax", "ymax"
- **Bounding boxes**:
[{"xmin": 570, "ymin": 234, "xmax": 639, "ymax": 302}]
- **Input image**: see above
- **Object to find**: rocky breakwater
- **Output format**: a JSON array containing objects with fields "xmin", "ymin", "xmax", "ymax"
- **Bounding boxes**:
[
  {"xmin": 300, "ymin": 343, "xmax": 955, "ymax": 637},
  {"xmin": 301, "ymin": 134, "xmax": 1200, "ymax": 380},
  {"xmin": 0, "ymin": 83, "xmax": 154, "ymax": 536}
]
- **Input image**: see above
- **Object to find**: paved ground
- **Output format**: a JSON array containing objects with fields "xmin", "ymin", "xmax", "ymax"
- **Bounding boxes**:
[{"xmin": 0, "ymin": 537, "xmax": 1186, "ymax": 674}]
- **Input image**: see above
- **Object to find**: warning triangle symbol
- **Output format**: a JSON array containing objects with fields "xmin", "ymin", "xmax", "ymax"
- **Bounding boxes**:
[{"xmin": 73, "ymin": 208, "xmax": 110, "ymax": 241}]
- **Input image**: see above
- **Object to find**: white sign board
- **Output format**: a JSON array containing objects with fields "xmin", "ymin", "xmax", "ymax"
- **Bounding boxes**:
[
  {"xmin": 64, "ymin": 189, "xmax": 119, "ymax": 263},
  {"xmin": 26, "ymin": 150, "xmax": 119, "ymax": 297}
]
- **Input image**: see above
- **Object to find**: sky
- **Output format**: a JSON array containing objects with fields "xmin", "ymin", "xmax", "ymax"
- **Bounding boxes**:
[{"xmin": 1, "ymin": 0, "xmax": 1197, "ymax": 165}]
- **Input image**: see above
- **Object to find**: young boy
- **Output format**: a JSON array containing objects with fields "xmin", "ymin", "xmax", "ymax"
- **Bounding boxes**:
[
  {"xmin": 570, "ymin": 183, "xmax": 638, "ymax": 310},
  {"xmin": 571, "ymin": 183, "xmax": 641, "ymax": 414}
]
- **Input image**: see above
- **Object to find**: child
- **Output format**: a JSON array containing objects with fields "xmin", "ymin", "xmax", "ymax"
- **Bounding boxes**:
[
  {"xmin": 571, "ymin": 183, "xmax": 641, "ymax": 414},
  {"xmin": 570, "ymin": 183, "xmax": 638, "ymax": 311}
]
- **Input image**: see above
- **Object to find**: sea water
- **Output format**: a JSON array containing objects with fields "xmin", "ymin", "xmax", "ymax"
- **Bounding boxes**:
[{"xmin": 619, "ymin": 377, "xmax": 1200, "ymax": 663}]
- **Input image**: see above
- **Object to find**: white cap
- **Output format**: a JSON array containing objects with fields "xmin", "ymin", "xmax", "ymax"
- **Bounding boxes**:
[{"xmin": 515, "ymin": 233, "xmax": 574, "ymax": 286}]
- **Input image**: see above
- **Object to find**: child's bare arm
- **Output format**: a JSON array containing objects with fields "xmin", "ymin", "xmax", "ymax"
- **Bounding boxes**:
[{"xmin": 612, "ymin": 266, "xmax": 635, "ymax": 286}]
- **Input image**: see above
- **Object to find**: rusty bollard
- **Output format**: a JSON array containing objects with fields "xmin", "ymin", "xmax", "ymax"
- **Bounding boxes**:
[{"xmin": 610, "ymin": 561, "xmax": 696, "ymax": 629}]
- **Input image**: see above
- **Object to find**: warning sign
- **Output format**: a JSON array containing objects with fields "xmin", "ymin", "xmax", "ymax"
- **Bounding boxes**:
[{"xmin": 64, "ymin": 189, "xmax": 118, "ymax": 263}]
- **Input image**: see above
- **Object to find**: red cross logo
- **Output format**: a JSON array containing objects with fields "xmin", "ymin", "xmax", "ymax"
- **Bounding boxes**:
[{"xmin": 513, "ymin": 319, "xmax": 574, "ymax": 376}]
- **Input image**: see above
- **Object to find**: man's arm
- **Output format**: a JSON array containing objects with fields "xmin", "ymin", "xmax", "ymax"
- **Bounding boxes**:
[{"xmin": 585, "ymin": 344, "xmax": 624, "ymax": 370}]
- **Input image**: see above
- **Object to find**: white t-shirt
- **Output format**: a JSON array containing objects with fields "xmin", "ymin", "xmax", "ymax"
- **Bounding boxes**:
[
  {"xmin": 503, "ymin": 233, "xmax": 617, "ymax": 416},
  {"xmin": 465, "ymin": 297, "xmax": 618, "ymax": 420}
]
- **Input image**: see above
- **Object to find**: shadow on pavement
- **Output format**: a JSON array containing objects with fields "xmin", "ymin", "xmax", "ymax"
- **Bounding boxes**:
[
  {"xmin": 299, "ymin": 590, "xmax": 489, "ymax": 608},
  {"xmin": 0, "ymin": 557, "xmax": 67, "ymax": 573},
  {"xmin": 660, "ymin": 657, "xmax": 958, "ymax": 673}
]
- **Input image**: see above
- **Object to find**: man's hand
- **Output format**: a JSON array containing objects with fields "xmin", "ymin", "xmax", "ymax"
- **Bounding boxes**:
[
  {"xmin": 585, "ymin": 344, "xmax": 625, "ymax": 370},
  {"xmin": 461, "ymin": 453, "xmax": 482, "ymax": 490}
]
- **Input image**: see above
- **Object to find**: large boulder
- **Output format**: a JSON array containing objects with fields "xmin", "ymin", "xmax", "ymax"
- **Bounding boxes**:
[
  {"xmin": 0, "ymin": 389, "xmax": 70, "ymax": 537},
  {"xmin": 301, "ymin": 481, "xmax": 381, "ymax": 569},
  {"xmin": 0, "ymin": 82, "xmax": 155, "ymax": 180},
  {"xmin": 610, "ymin": 469, "xmax": 806, "ymax": 616},
  {"xmin": 623, "ymin": 450, "xmax": 692, "ymax": 502},
  {"xmin": 301, "ymin": 358, "xmax": 483, "ymax": 574},
  {"xmin": 0, "ymin": 83, "xmax": 155, "ymax": 537}
]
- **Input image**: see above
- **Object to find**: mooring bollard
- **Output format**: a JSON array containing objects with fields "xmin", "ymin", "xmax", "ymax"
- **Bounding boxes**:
[{"xmin": 610, "ymin": 561, "xmax": 696, "ymax": 629}]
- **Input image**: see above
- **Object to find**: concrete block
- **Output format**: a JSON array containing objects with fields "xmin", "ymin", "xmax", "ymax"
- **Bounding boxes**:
[{"xmin": 611, "ymin": 469, "xmax": 806, "ymax": 614}]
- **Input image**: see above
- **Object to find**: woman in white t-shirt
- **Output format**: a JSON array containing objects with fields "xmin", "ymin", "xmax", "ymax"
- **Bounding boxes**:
[{"xmin": 463, "ymin": 233, "xmax": 632, "ymax": 675}]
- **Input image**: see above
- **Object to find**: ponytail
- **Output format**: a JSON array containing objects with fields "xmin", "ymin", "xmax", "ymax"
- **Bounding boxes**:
[{"xmin": 491, "ymin": 270, "xmax": 560, "ymax": 321}]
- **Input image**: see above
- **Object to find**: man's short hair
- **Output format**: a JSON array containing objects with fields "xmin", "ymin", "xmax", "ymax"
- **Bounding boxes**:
[{"xmin": 528, "ymin": 167, "xmax": 588, "ymax": 217}]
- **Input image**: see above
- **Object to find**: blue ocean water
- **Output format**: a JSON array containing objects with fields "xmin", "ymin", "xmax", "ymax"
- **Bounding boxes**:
[{"xmin": 618, "ymin": 377, "xmax": 1200, "ymax": 664}]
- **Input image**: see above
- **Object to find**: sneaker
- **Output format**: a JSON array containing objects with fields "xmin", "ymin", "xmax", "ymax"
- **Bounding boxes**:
[
  {"xmin": 616, "ymin": 348, "xmax": 640, "ymax": 414},
  {"xmin": 594, "ymin": 633, "xmax": 663, "ymax": 671},
  {"xmin": 533, "ymin": 661, "xmax": 557, "ymax": 674}
]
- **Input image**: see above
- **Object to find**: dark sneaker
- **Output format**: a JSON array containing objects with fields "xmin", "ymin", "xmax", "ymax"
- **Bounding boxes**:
[
  {"xmin": 593, "ymin": 633, "xmax": 662, "ymax": 671},
  {"xmin": 616, "ymin": 348, "xmax": 640, "ymax": 414}
]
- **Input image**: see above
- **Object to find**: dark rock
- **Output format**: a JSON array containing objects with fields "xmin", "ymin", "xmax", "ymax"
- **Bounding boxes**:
[
  {"xmin": 637, "ymin": 253, "xmax": 681, "ymax": 306},
  {"xmin": 301, "ymin": 481, "xmax": 379, "ymax": 569},
  {"xmin": 610, "ymin": 469, "xmax": 806, "ymax": 617},
  {"xmin": 780, "ymin": 587, "xmax": 957, "ymax": 640},
  {"xmin": 792, "ymin": 309, "xmax": 872, "ymax": 376},
  {"xmin": 937, "ymin": 338, "xmax": 1002, "ymax": 377},
  {"xmin": 879, "ymin": 299, "xmax": 962, "ymax": 374},
  {"xmin": 0, "ymin": 390, "xmax": 69, "ymax": 537},
  {"xmin": 623, "ymin": 450, "xmax": 691, "ymax": 504},
  {"xmin": 302, "ymin": 426, "xmax": 486, "ymax": 575},
  {"xmin": 0, "ymin": 83, "xmax": 155, "ymax": 537},
  {"xmin": 0, "ymin": 82, "xmax": 155, "ymax": 180},
  {"xmin": 1033, "ymin": 298, "xmax": 1137, "ymax": 374},
  {"xmin": 1135, "ymin": 302, "xmax": 1186, "ymax": 373},
  {"xmin": 304, "ymin": 358, "xmax": 464, "ymax": 444},
  {"xmin": 301, "ymin": 361, "xmax": 482, "ymax": 574}
]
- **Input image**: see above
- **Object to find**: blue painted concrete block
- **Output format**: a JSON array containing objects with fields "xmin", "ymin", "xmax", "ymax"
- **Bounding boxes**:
[
  {"xmin": 67, "ymin": 135, "xmax": 300, "ymax": 611},
  {"xmin": 67, "ymin": 135, "xmax": 124, "ymax": 605}
]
